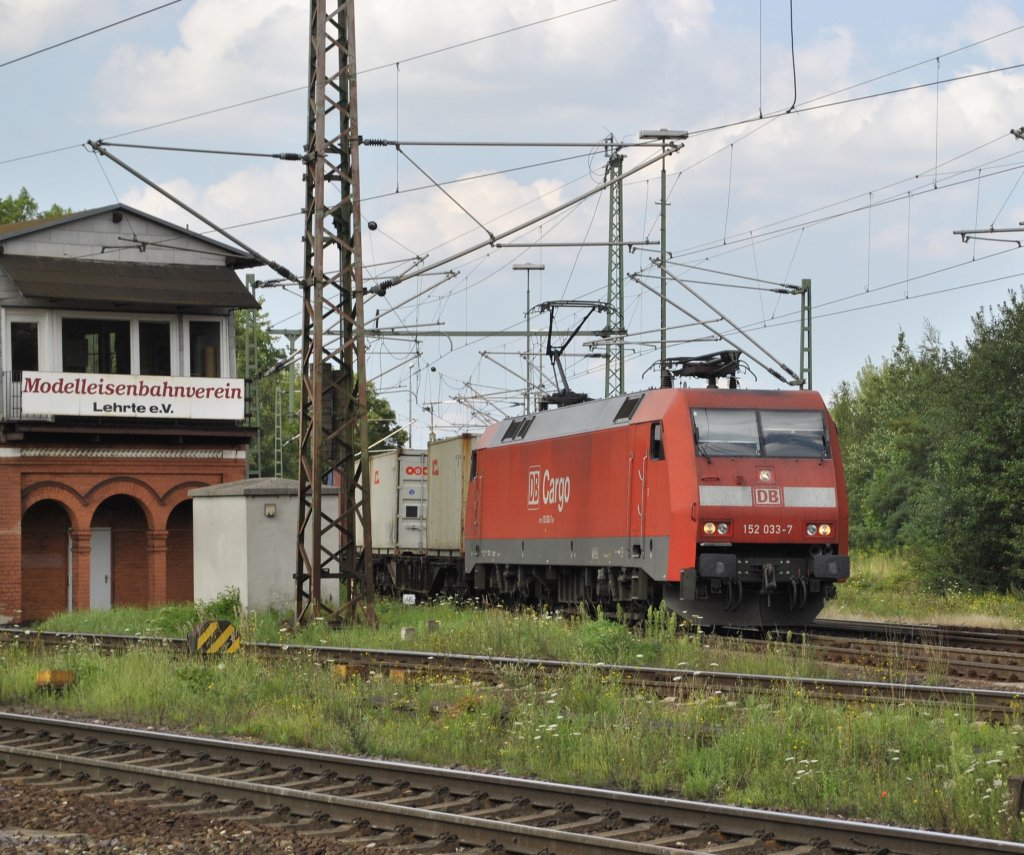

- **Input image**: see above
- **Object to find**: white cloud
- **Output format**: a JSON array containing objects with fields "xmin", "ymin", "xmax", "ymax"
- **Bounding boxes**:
[
  {"xmin": 119, "ymin": 160, "xmax": 304, "ymax": 267},
  {"xmin": 953, "ymin": 1, "xmax": 1024, "ymax": 66},
  {"xmin": 0, "ymin": 0, "xmax": 103, "ymax": 54},
  {"xmin": 6, "ymin": 0, "xmax": 1024, "ymax": 441},
  {"xmin": 93, "ymin": 0, "xmax": 306, "ymax": 130}
]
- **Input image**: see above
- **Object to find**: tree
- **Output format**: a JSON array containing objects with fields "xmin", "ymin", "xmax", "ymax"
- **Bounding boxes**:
[
  {"xmin": 905, "ymin": 293, "xmax": 1024, "ymax": 591},
  {"xmin": 367, "ymin": 384, "xmax": 408, "ymax": 450},
  {"xmin": 0, "ymin": 188, "xmax": 71, "ymax": 224},
  {"xmin": 830, "ymin": 328, "xmax": 944, "ymax": 551},
  {"xmin": 236, "ymin": 304, "xmax": 297, "ymax": 478},
  {"xmin": 834, "ymin": 291, "xmax": 1024, "ymax": 592},
  {"xmin": 236, "ymin": 306, "xmax": 407, "ymax": 478}
]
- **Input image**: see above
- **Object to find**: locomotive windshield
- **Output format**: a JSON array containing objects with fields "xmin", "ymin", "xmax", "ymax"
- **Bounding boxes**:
[{"xmin": 692, "ymin": 408, "xmax": 829, "ymax": 459}]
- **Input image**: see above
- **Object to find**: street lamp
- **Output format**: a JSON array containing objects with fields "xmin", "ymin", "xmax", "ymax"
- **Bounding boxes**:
[
  {"xmin": 639, "ymin": 129, "xmax": 688, "ymax": 383},
  {"xmin": 513, "ymin": 263, "xmax": 545, "ymax": 412}
]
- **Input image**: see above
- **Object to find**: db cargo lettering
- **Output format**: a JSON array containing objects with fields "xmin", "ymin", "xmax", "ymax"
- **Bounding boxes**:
[
  {"xmin": 527, "ymin": 468, "xmax": 571, "ymax": 512},
  {"xmin": 543, "ymin": 472, "xmax": 571, "ymax": 511}
]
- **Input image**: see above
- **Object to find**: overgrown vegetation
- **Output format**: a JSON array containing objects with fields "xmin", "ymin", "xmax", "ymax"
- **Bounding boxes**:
[
  {"xmin": 822, "ymin": 553, "xmax": 1024, "ymax": 625},
  {"xmin": 38, "ymin": 595, "xmax": 832, "ymax": 679},
  {"xmin": 2, "ymin": 637, "xmax": 1021, "ymax": 840},
  {"xmin": 18, "ymin": 570, "xmax": 1024, "ymax": 840},
  {"xmin": 831, "ymin": 291, "xmax": 1024, "ymax": 592}
]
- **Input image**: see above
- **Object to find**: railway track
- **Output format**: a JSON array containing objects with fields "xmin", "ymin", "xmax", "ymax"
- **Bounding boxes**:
[
  {"xmin": 739, "ymin": 631, "xmax": 1024, "ymax": 683},
  {"xmin": 2, "ymin": 627, "xmax": 1023, "ymax": 718},
  {"xmin": 811, "ymin": 618, "xmax": 1024, "ymax": 654},
  {"xmin": 1, "ymin": 710, "xmax": 1020, "ymax": 854}
]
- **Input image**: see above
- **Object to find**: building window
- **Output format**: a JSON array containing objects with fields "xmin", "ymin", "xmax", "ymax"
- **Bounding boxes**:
[
  {"xmin": 62, "ymin": 318, "xmax": 130, "ymax": 374},
  {"xmin": 139, "ymin": 321, "xmax": 171, "ymax": 376},
  {"xmin": 189, "ymin": 320, "xmax": 221, "ymax": 378},
  {"xmin": 11, "ymin": 322, "xmax": 38, "ymax": 381}
]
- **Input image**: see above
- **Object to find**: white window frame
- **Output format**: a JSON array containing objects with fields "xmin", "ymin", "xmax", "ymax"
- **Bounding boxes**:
[
  {"xmin": 2, "ymin": 308, "xmax": 52, "ymax": 374},
  {"xmin": 56, "ymin": 310, "xmax": 180, "ymax": 376},
  {"xmin": 184, "ymin": 315, "xmax": 227, "ymax": 378},
  {"xmin": 3, "ymin": 309, "xmax": 228, "ymax": 379}
]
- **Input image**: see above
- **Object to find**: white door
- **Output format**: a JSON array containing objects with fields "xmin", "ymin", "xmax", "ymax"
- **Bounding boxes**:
[{"xmin": 90, "ymin": 528, "xmax": 112, "ymax": 610}]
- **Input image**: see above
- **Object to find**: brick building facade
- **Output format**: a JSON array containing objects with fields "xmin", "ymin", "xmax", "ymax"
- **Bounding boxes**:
[{"xmin": 0, "ymin": 204, "xmax": 258, "ymax": 623}]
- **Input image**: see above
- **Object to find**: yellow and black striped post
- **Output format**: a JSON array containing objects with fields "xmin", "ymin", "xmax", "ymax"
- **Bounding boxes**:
[{"xmin": 187, "ymin": 620, "xmax": 241, "ymax": 655}]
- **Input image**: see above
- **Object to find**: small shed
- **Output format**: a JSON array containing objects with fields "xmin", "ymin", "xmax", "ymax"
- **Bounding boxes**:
[{"xmin": 190, "ymin": 478, "xmax": 341, "ymax": 612}]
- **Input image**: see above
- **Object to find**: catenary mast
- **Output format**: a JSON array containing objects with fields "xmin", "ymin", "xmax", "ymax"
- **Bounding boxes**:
[
  {"xmin": 604, "ymin": 139, "xmax": 625, "ymax": 398},
  {"xmin": 295, "ymin": 0, "xmax": 376, "ymax": 625}
]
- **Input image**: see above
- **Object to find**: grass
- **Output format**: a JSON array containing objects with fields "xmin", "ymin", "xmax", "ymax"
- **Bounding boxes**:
[
  {"xmin": 1, "ymin": 640, "xmax": 1022, "ymax": 840},
  {"xmin": 9, "ymin": 560, "xmax": 1024, "ymax": 840},
  {"xmin": 822, "ymin": 552, "xmax": 1024, "ymax": 626}
]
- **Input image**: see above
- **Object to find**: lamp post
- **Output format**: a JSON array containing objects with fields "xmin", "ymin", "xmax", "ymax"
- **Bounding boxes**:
[
  {"xmin": 513, "ymin": 262, "xmax": 544, "ymax": 412},
  {"xmin": 639, "ymin": 129, "xmax": 688, "ymax": 383}
]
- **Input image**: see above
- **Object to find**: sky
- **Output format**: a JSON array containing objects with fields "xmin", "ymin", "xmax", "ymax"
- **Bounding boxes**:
[{"xmin": 3, "ymin": 0, "xmax": 1024, "ymax": 448}]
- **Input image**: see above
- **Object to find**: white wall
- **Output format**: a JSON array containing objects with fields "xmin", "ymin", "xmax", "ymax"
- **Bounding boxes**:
[{"xmin": 192, "ymin": 481, "xmax": 342, "ymax": 613}]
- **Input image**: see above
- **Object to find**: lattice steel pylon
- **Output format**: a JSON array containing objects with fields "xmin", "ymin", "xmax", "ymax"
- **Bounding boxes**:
[
  {"xmin": 604, "ymin": 139, "xmax": 625, "ymax": 398},
  {"xmin": 295, "ymin": 0, "xmax": 376, "ymax": 626}
]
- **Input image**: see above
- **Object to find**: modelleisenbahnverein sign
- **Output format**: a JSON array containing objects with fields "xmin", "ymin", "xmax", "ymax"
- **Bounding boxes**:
[{"xmin": 20, "ymin": 371, "xmax": 245, "ymax": 420}]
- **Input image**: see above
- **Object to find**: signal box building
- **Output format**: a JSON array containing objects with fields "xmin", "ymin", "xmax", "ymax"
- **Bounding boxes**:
[{"xmin": 0, "ymin": 204, "xmax": 259, "ymax": 624}]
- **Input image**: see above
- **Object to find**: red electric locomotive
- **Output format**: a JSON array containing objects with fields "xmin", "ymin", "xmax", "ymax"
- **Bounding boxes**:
[{"xmin": 463, "ymin": 384, "xmax": 849, "ymax": 627}]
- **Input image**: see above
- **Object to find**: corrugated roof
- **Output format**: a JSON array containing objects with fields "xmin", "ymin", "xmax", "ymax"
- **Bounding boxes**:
[{"xmin": 0, "ymin": 255, "xmax": 259, "ymax": 310}]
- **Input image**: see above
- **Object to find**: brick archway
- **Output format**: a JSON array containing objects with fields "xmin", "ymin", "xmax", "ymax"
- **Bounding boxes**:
[
  {"xmin": 22, "ymin": 484, "xmax": 90, "ymax": 530},
  {"xmin": 84, "ymin": 479, "xmax": 160, "ymax": 530},
  {"xmin": 2, "ymin": 444, "xmax": 246, "ymax": 623},
  {"xmin": 92, "ymin": 495, "xmax": 149, "ymax": 608},
  {"xmin": 20, "ymin": 500, "xmax": 72, "ymax": 622},
  {"xmin": 166, "ymin": 500, "xmax": 194, "ymax": 603}
]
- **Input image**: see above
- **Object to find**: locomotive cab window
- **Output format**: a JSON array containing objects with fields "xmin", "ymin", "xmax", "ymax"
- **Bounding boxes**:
[
  {"xmin": 692, "ymin": 408, "xmax": 830, "ymax": 459},
  {"xmin": 692, "ymin": 409, "xmax": 760, "ymax": 457},
  {"xmin": 650, "ymin": 422, "xmax": 665, "ymax": 460},
  {"xmin": 760, "ymin": 410, "xmax": 828, "ymax": 458}
]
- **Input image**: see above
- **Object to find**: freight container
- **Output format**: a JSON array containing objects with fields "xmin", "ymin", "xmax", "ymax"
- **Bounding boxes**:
[
  {"xmin": 426, "ymin": 434, "xmax": 476, "ymax": 554},
  {"xmin": 366, "ymin": 448, "xmax": 427, "ymax": 553}
]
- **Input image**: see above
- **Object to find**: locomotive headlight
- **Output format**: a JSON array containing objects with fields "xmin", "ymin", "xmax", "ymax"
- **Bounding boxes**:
[
  {"xmin": 818, "ymin": 523, "xmax": 833, "ymax": 537},
  {"xmin": 702, "ymin": 521, "xmax": 730, "ymax": 536},
  {"xmin": 806, "ymin": 523, "xmax": 818, "ymax": 536}
]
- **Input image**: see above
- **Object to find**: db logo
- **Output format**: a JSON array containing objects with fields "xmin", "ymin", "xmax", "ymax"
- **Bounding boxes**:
[
  {"xmin": 753, "ymin": 487, "xmax": 782, "ymax": 506},
  {"xmin": 527, "ymin": 467, "xmax": 541, "ymax": 508},
  {"xmin": 405, "ymin": 465, "xmax": 428, "ymax": 476}
]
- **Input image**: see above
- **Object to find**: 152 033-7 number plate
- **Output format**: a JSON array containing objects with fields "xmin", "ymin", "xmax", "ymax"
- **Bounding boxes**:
[{"xmin": 741, "ymin": 523, "xmax": 793, "ymax": 535}]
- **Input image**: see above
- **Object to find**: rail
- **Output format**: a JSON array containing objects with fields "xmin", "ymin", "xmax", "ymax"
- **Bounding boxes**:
[{"xmin": 2, "ymin": 711, "xmax": 1021, "ymax": 854}]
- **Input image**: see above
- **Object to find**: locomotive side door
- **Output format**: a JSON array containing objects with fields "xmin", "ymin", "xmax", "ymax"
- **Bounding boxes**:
[
  {"xmin": 627, "ymin": 422, "xmax": 664, "ymax": 562},
  {"xmin": 627, "ymin": 428, "xmax": 648, "ymax": 560}
]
